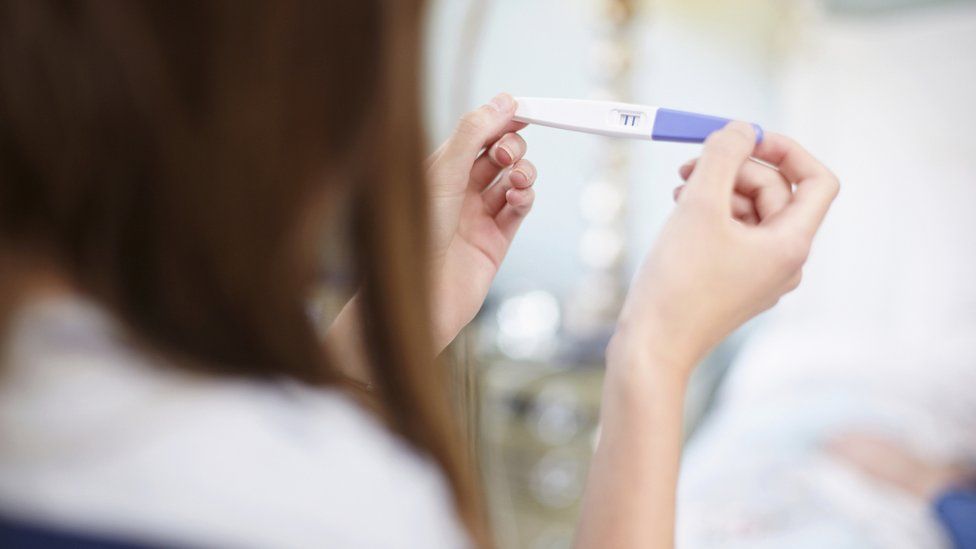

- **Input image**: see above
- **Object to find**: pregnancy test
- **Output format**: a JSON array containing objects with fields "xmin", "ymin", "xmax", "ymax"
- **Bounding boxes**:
[{"xmin": 513, "ymin": 97, "xmax": 763, "ymax": 144}]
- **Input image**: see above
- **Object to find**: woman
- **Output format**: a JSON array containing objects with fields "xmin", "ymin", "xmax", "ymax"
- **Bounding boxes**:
[{"xmin": 0, "ymin": 1, "xmax": 838, "ymax": 548}]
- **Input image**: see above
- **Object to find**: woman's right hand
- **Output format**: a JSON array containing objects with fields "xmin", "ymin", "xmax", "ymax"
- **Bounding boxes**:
[{"xmin": 610, "ymin": 122, "xmax": 839, "ymax": 379}]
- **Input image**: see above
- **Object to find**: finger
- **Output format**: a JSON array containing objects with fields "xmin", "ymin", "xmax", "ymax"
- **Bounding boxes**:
[
  {"xmin": 495, "ymin": 187, "xmax": 536, "ymax": 241},
  {"xmin": 737, "ymin": 160, "xmax": 793, "ymax": 221},
  {"xmin": 505, "ymin": 187, "xmax": 535, "ymax": 209},
  {"xmin": 678, "ymin": 184, "xmax": 758, "ymax": 224},
  {"xmin": 753, "ymin": 131, "xmax": 829, "ymax": 184},
  {"xmin": 433, "ymin": 93, "xmax": 523, "ymax": 169},
  {"xmin": 753, "ymin": 132, "xmax": 840, "ymax": 236},
  {"xmin": 684, "ymin": 121, "xmax": 757, "ymax": 207},
  {"xmin": 489, "ymin": 132, "xmax": 527, "ymax": 167},
  {"xmin": 482, "ymin": 159, "xmax": 536, "ymax": 217},
  {"xmin": 508, "ymin": 159, "xmax": 535, "ymax": 190},
  {"xmin": 467, "ymin": 132, "xmax": 527, "ymax": 191},
  {"xmin": 680, "ymin": 156, "xmax": 792, "ymax": 222},
  {"xmin": 733, "ymin": 194, "xmax": 759, "ymax": 224},
  {"xmin": 425, "ymin": 118, "xmax": 527, "ymax": 171}
]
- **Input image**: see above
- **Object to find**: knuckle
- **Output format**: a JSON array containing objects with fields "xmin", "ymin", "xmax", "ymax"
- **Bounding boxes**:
[
  {"xmin": 508, "ymin": 132, "xmax": 527, "ymax": 152},
  {"xmin": 782, "ymin": 238, "xmax": 810, "ymax": 269},
  {"xmin": 826, "ymin": 172, "xmax": 841, "ymax": 198},
  {"xmin": 786, "ymin": 271, "xmax": 803, "ymax": 291},
  {"xmin": 758, "ymin": 295, "xmax": 781, "ymax": 315},
  {"xmin": 777, "ymin": 234, "xmax": 811, "ymax": 269}
]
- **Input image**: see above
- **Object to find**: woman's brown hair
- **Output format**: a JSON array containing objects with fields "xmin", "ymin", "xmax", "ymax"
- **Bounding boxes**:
[{"xmin": 0, "ymin": 0, "xmax": 486, "ymax": 544}]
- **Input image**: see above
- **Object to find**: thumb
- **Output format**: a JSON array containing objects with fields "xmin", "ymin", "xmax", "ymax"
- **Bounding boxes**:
[
  {"xmin": 684, "ymin": 121, "xmax": 756, "ymax": 208},
  {"xmin": 439, "ymin": 93, "xmax": 518, "ymax": 169}
]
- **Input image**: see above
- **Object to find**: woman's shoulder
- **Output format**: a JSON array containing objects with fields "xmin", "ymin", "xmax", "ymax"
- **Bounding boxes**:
[{"xmin": 0, "ymin": 297, "xmax": 469, "ymax": 548}]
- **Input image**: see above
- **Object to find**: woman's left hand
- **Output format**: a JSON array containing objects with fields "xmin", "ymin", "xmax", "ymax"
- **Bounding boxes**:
[
  {"xmin": 425, "ymin": 93, "xmax": 537, "ymax": 349},
  {"xmin": 326, "ymin": 94, "xmax": 533, "ymax": 381}
]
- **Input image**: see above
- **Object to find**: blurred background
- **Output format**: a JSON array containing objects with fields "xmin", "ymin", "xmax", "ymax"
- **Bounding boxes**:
[{"xmin": 422, "ymin": 0, "xmax": 976, "ymax": 547}]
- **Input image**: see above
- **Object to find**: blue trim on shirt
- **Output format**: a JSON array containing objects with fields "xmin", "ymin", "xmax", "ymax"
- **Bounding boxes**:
[
  {"xmin": 0, "ymin": 514, "xmax": 165, "ymax": 549},
  {"xmin": 936, "ymin": 487, "xmax": 976, "ymax": 549}
]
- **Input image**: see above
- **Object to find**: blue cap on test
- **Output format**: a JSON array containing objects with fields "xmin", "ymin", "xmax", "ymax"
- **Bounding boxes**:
[{"xmin": 651, "ymin": 108, "xmax": 763, "ymax": 144}]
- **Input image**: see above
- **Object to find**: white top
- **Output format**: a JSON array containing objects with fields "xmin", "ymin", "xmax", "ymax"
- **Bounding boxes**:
[{"xmin": 0, "ymin": 296, "xmax": 469, "ymax": 548}]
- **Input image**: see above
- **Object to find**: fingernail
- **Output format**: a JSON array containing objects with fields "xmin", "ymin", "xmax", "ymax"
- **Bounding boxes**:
[
  {"xmin": 494, "ymin": 144, "xmax": 514, "ymax": 165},
  {"xmin": 489, "ymin": 93, "xmax": 514, "ymax": 112},
  {"xmin": 510, "ymin": 168, "xmax": 529, "ymax": 187}
]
